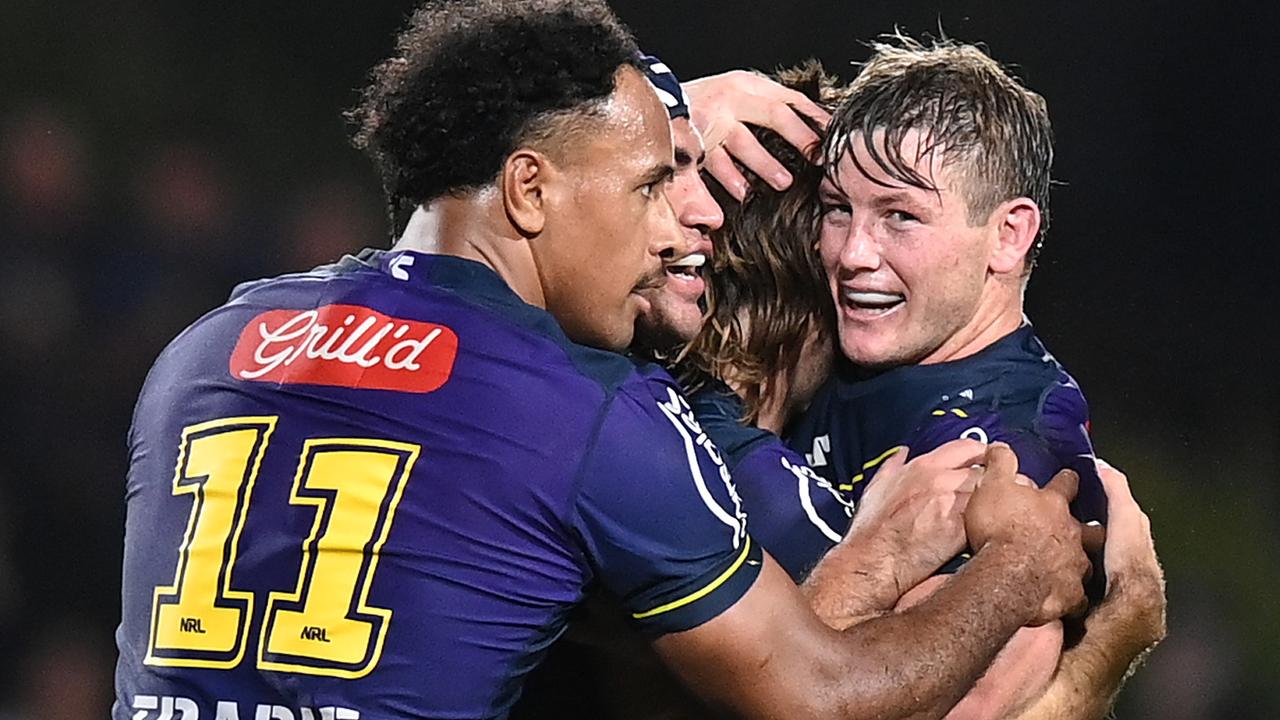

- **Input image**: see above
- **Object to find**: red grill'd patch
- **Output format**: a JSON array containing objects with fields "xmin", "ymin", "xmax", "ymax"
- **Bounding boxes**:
[{"xmin": 229, "ymin": 304, "xmax": 458, "ymax": 393}]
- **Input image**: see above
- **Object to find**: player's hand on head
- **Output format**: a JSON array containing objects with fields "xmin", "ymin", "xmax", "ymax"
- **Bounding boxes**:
[
  {"xmin": 1094, "ymin": 458, "xmax": 1167, "ymax": 650},
  {"xmin": 964, "ymin": 443, "xmax": 1091, "ymax": 626},
  {"xmin": 847, "ymin": 439, "xmax": 985, "ymax": 591},
  {"xmin": 682, "ymin": 70, "xmax": 830, "ymax": 201}
]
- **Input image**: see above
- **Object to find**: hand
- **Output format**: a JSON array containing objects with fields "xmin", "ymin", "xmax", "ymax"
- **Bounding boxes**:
[
  {"xmin": 682, "ymin": 70, "xmax": 831, "ymax": 200},
  {"xmin": 844, "ymin": 439, "xmax": 984, "ymax": 605},
  {"xmin": 965, "ymin": 444, "xmax": 1091, "ymax": 626},
  {"xmin": 1093, "ymin": 459, "xmax": 1166, "ymax": 653}
]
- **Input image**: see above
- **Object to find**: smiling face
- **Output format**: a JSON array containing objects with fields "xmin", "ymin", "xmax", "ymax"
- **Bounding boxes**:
[
  {"xmin": 633, "ymin": 116, "xmax": 724, "ymax": 351},
  {"xmin": 818, "ymin": 129, "xmax": 1005, "ymax": 368}
]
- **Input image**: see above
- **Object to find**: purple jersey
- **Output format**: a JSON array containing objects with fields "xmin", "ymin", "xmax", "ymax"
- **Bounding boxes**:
[
  {"xmin": 685, "ymin": 380, "xmax": 853, "ymax": 581},
  {"xmin": 115, "ymin": 249, "xmax": 761, "ymax": 720},
  {"xmin": 787, "ymin": 325, "xmax": 1106, "ymax": 573}
]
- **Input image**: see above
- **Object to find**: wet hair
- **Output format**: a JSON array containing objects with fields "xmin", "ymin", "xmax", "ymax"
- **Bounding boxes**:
[
  {"xmin": 677, "ymin": 61, "xmax": 843, "ymax": 423},
  {"xmin": 349, "ymin": 0, "xmax": 641, "ymax": 232},
  {"xmin": 825, "ymin": 34, "xmax": 1054, "ymax": 272}
]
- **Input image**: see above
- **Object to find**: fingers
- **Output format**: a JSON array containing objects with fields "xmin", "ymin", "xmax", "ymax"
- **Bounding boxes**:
[
  {"xmin": 1096, "ymin": 458, "xmax": 1136, "ymax": 506},
  {"xmin": 1065, "ymin": 583, "xmax": 1090, "ymax": 619},
  {"xmin": 876, "ymin": 444, "xmax": 909, "ymax": 476},
  {"xmin": 1081, "ymin": 520, "xmax": 1107, "ymax": 554},
  {"xmin": 1044, "ymin": 468, "xmax": 1080, "ymax": 503},
  {"xmin": 918, "ymin": 438, "xmax": 986, "ymax": 470},
  {"xmin": 785, "ymin": 95, "xmax": 831, "ymax": 127},
  {"xmin": 722, "ymin": 125, "xmax": 793, "ymax": 190},
  {"xmin": 982, "ymin": 442, "xmax": 1019, "ymax": 482},
  {"xmin": 703, "ymin": 147, "xmax": 748, "ymax": 201},
  {"xmin": 763, "ymin": 103, "xmax": 824, "ymax": 161}
]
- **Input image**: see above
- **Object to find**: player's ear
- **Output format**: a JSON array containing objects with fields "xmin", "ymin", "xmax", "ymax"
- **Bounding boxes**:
[
  {"xmin": 987, "ymin": 197, "xmax": 1041, "ymax": 275},
  {"xmin": 501, "ymin": 149, "xmax": 551, "ymax": 237}
]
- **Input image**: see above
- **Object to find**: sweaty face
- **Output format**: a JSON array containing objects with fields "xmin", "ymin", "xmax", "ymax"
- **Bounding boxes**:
[
  {"xmin": 535, "ymin": 67, "xmax": 683, "ymax": 351},
  {"xmin": 633, "ymin": 117, "xmax": 724, "ymax": 351},
  {"xmin": 817, "ymin": 130, "xmax": 998, "ymax": 368}
]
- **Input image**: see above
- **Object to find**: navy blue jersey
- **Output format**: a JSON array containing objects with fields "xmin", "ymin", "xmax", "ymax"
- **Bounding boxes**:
[
  {"xmin": 788, "ymin": 325, "xmax": 1107, "ymax": 537},
  {"xmin": 686, "ymin": 380, "xmax": 853, "ymax": 581},
  {"xmin": 115, "ymin": 249, "xmax": 761, "ymax": 720}
]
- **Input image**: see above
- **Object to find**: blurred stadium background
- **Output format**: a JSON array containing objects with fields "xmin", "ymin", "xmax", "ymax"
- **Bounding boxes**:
[{"xmin": 1, "ymin": 0, "xmax": 1276, "ymax": 717}]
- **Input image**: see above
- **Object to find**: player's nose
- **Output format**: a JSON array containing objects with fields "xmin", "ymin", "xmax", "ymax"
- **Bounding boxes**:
[
  {"xmin": 677, "ymin": 175, "xmax": 724, "ymax": 233},
  {"xmin": 838, "ymin": 223, "xmax": 882, "ymax": 272}
]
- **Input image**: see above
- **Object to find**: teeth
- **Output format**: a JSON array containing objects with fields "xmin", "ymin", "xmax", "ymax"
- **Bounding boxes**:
[
  {"xmin": 844, "ymin": 290, "xmax": 904, "ymax": 308},
  {"xmin": 667, "ymin": 253, "xmax": 707, "ymax": 269}
]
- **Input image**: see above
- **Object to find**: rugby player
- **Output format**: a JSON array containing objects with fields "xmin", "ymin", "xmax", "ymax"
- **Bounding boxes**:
[
  {"xmin": 114, "ymin": 4, "xmax": 1094, "ymax": 719},
  {"xmin": 514, "ymin": 59, "xmax": 966, "ymax": 719},
  {"xmin": 630, "ymin": 58, "xmax": 1164, "ymax": 718},
  {"xmin": 780, "ymin": 38, "xmax": 1166, "ymax": 716}
]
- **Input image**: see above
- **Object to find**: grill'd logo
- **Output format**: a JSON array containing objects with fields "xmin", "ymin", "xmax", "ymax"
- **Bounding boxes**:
[{"xmin": 229, "ymin": 304, "xmax": 458, "ymax": 393}]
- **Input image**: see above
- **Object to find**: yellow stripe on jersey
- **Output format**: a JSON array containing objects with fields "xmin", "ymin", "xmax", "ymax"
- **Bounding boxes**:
[
  {"xmin": 632, "ymin": 537, "xmax": 753, "ymax": 620},
  {"xmin": 839, "ymin": 445, "xmax": 907, "ymax": 491}
]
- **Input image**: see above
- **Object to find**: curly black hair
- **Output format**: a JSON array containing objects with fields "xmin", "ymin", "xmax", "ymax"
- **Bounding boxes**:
[{"xmin": 350, "ymin": 0, "xmax": 641, "ymax": 232}]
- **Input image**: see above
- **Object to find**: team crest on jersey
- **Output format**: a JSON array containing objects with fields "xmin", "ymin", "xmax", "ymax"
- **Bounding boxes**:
[{"xmin": 229, "ymin": 304, "xmax": 458, "ymax": 393}]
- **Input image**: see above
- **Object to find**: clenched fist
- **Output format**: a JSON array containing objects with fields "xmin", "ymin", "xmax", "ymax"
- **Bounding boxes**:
[{"xmin": 965, "ymin": 443, "xmax": 1092, "ymax": 626}]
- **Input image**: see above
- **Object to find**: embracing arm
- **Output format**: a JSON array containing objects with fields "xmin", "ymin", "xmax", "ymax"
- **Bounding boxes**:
[
  {"xmin": 800, "ymin": 440, "xmax": 978, "ymax": 629},
  {"xmin": 652, "ymin": 444, "xmax": 1092, "ymax": 720},
  {"xmin": 1013, "ymin": 461, "xmax": 1167, "ymax": 720}
]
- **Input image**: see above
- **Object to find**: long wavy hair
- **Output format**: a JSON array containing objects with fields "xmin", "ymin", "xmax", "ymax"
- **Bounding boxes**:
[{"xmin": 676, "ymin": 62, "xmax": 844, "ymax": 423}]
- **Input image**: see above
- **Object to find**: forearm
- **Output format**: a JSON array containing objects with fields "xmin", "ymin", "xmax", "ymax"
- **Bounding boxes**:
[
  {"xmin": 816, "ymin": 542, "xmax": 1047, "ymax": 720},
  {"xmin": 804, "ymin": 516, "xmax": 951, "ymax": 629},
  {"xmin": 1013, "ymin": 583, "xmax": 1162, "ymax": 720},
  {"xmin": 802, "ymin": 533, "xmax": 906, "ymax": 629}
]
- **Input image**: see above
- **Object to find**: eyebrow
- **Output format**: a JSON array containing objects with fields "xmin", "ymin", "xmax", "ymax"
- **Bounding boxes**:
[
  {"xmin": 868, "ymin": 191, "xmax": 920, "ymax": 209},
  {"xmin": 639, "ymin": 162, "xmax": 676, "ymax": 187},
  {"xmin": 818, "ymin": 182, "xmax": 846, "ymax": 200}
]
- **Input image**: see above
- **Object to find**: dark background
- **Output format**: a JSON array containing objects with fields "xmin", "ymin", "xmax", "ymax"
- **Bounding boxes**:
[{"xmin": 1, "ymin": 1, "xmax": 1276, "ymax": 717}]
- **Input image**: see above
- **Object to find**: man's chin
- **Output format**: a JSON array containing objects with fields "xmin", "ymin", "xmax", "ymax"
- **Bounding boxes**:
[{"xmin": 633, "ymin": 306, "xmax": 701, "ymax": 357}]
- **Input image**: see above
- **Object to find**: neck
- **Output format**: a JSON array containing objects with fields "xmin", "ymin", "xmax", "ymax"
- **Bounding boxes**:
[
  {"xmin": 720, "ymin": 371, "xmax": 790, "ymax": 435},
  {"xmin": 919, "ymin": 277, "xmax": 1024, "ymax": 365},
  {"xmin": 394, "ymin": 194, "xmax": 546, "ymax": 309},
  {"xmin": 754, "ymin": 380, "xmax": 792, "ymax": 435}
]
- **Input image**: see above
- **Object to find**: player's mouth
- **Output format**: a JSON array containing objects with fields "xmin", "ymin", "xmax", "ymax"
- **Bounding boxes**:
[
  {"xmin": 839, "ymin": 288, "xmax": 906, "ymax": 319},
  {"xmin": 631, "ymin": 268, "xmax": 669, "ymax": 314},
  {"xmin": 664, "ymin": 252, "xmax": 707, "ymax": 301}
]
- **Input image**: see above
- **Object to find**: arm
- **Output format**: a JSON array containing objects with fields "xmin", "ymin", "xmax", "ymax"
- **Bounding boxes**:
[
  {"xmin": 652, "ymin": 444, "xmax": 1092, "ymax": 720},
  {"xmin": 1011, "ymin": 461, "xmax": 1167, "ymax": 720},
  {"xmin": 681, "ymin": 70, "xmax": 830, "ymax": 200},
  {"xmin": 801, "ymin": 441, "xmax": 978, "ymax": 628}
]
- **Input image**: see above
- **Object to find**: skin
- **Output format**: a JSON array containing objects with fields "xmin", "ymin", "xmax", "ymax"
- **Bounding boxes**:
[
  {"xmin": 684, "ymin": 69, "xmax": 831, "ymax": 200},
  {"xmin": 669, "ymin": 75, "xmax": 1161, "ymax": 720},
  {"xmin": 631, "ymin": 79, "xmax": 1064, "ymax": 718},
  {"xmin": 397, "ymin": 64, "xmax": 1092, "ymax": 720},
  {"xmin": 815, "ymin": 129, "xmax": 1060, "ymax": 718},
  {"xmin": 656, "ymin": 443, "xmax": 1090, "ymax": 720},
  {"xmin": 399, "ymin": 66, "xmax": 683, "ymax": 351},
  {"xmin": 1011, "ymin": 461, "xmax": 1166, "ymax": 720},
  {"xmin": 633, "ymin": 116, "xmax": 722, "ymax": 353},
  {"xmin": 818, "ymin": 129, "xmax": 1039, "ymax": 369}
]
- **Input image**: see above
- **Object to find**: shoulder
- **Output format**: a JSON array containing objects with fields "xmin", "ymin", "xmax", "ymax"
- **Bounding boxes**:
[{"xmin": 684, "ymin": 380, "xmax": 775, "ymax": 466}]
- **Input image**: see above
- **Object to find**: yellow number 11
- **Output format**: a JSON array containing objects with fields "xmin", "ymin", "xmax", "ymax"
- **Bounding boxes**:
[{"xmin": 144, "ymin": 416, "xmax": 419, "ymax": 679}]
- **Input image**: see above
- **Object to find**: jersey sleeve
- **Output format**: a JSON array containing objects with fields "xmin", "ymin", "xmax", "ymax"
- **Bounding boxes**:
[
  {"xmin": 570, "ymin": 382, "xmax": 763, "ymax": 637},
  {"xmin": 906, "ymin": 380, "xmax": 1106, "ymax": 525},
  {"xmin": 729, "ymin": 439, "xmax": 851, "ymax": 582}
]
